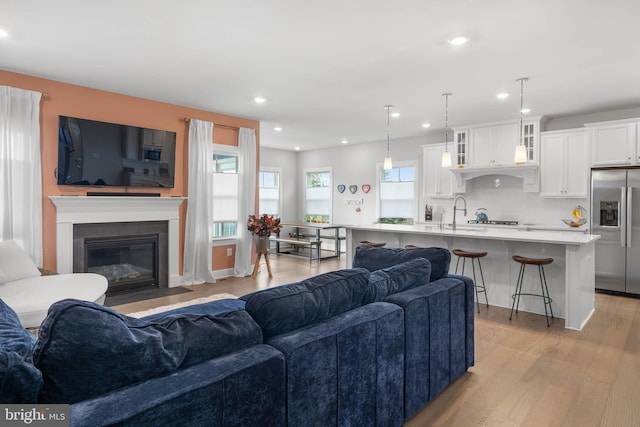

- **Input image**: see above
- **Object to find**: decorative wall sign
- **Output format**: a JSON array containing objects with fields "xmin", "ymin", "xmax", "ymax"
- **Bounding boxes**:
[
  {"xmin": 362, "ymin": 184, "xmax": 371, "ymax": 194},
  {"xmin": 349, "ymin": 185, "xmax": 358, "ymax": 194},
  {"xmin": 337, "ymin": 184, "xmax": 346, "ymax": 193}
]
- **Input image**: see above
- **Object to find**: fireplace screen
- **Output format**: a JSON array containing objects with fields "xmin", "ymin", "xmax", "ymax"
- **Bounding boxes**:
[
  {"xmin": 73, "ymin": 221, "xmax": 168, "ymax": 294},
  {"xmin": 85, "ymin": 236, "xmax": 157, "ymax": 293}
]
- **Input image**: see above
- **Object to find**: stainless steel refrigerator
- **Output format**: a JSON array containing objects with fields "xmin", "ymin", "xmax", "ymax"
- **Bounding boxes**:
[{"xmin": 591, "ymin": 167, "xmax": 640, "ymax": 295}]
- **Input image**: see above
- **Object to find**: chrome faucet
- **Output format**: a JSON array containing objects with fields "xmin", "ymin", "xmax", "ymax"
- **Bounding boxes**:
[{"xmin": 452, "ymin": 196, "xmax": 467, "ymax": 230}]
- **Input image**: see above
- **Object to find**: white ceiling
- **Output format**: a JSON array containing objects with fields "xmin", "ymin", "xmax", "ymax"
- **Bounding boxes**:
[{"xmin": 2, "ymin": 0, "xmax": 640, "ymax": 151}]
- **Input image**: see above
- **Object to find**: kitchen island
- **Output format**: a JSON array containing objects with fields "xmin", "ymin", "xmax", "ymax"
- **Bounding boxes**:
[{"xmin": 345, "ymin": 224, "xmax": 600, "ymax": 330}]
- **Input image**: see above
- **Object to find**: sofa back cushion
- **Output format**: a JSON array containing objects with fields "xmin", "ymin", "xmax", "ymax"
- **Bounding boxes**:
[
  {"xmin": 369, "ymin": 258, "xmax": 432, "ymax": 301},
  {"xmin": 243, "ymin": 268, "xmax": 374, "ymax": 339},
  {"xmin": 0, "ymin": 298, "xmax": 42, "ymax": 403},
  {"xmin": 353, "ymin": 246, "xmax": 451, "ymax": 281},
  {"xmin": 33, "ymin": 299, "xmax": 263, "ymax": 404}
]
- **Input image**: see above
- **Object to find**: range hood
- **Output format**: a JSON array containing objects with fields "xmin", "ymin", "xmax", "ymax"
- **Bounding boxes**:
[{"xmin": 450, "ymin": 164, "xmax": 539, "ymax": 193}]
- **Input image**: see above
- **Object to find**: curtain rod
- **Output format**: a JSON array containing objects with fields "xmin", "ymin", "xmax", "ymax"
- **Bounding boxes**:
[{"xmin": 181, "ymin": 117, "xmax": 241, "ymax": 131}]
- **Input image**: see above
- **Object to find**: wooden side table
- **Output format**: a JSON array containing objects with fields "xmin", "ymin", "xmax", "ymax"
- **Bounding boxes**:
[{"xmin": 252, "ymin": 249, "xmax": 273, "ymax": 278}]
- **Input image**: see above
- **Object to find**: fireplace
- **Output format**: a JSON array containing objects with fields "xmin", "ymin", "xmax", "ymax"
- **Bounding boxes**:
[
  {"xmin": 50, "ymin": 196, "xmax": 186, "ymax": 287},
  {"xmin": 74, "ymin": 221, "xmax": 168, "ymax": 294}
]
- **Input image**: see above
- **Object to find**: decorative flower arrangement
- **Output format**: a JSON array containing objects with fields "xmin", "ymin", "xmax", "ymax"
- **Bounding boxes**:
[{"xmin": 247, "ymin": 214, "xmax": 282, "ymax": 236}]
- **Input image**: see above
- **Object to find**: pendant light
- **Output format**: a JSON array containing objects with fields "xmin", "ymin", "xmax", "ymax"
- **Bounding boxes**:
[
  {"xmin": 441, "ymin": 93, "xmax": 453, "ymax": 167},
  {"xmin": 514, "ymin": 77, "xmax": 529, "ymax": 165},
  {"xmin": 383, "ymin": 105, "xmax": 393, "ymax": 170}
]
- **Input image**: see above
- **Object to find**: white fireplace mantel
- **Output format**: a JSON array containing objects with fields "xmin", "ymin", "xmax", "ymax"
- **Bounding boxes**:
[{"xmin": 49, "ymin": 196, "xmax": 186, "ymax": 286}]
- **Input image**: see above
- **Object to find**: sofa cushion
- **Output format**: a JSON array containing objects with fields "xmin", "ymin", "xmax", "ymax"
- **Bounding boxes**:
[
  {"xmin": 242, "ymin": 268, "xmax": 374, "ymax": 339},
  {"xmin": 0, "ymin": 240, "xmax": 41, "ymax": 284},
  {"xmin": 33, "ymin": 299, "xmax": 263, "ymax": 404},
  {"xmin": 0, "ymin": 298, "xmax": 36, "ymax": 360},
  {"xmin": 0, "ymin": 298, "xmax": 43, "ymax": 403},
  {"xmin": 369, "ymin": 258, "xmax": 432, "ymax": 301},
  {"xmin": 353, "ymin": 246, "xmax": 451, "ymax": 281},
  {"xmin": 140, "ymin": 298, "xmax": 246, "ymax": 322},
  {"xmin": 0, "ymin": 351, "xmax": 43, "ymax": 404}
]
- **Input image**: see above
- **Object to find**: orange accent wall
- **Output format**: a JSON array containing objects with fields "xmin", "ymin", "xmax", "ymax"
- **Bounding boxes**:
[
  {"xmin": 214, "ymin": 245, "xmax": 236, "ymax": 271},
  {"xmin": 0, "ymin": 70, "xmax": 259, "ymax": 274}
]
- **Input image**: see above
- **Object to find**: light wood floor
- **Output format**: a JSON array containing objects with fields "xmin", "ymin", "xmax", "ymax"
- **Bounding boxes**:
[{"xmin": 114, "ymin": 255, "xmax": 640, "ymax": 427}]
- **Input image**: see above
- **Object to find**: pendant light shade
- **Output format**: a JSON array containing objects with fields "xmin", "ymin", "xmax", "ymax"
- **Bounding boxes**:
[
  {"xmin": 383, "ymin": 156, "xmax": 393, "ymax": 170},
  {"xmin": 383, "ymin": 105, "xmax": 393, "ymax": 170},
  {"xmin": 441, "ymin": 151, "xmax": 452, "ymax": 168},
  {"xmin": 514, "ymin": 145, "xmax": 527, "ymax": 164},
  {"xmin": 441, "ymin": 93, "xmax": 453, "ymax": 167},
  {"xmin": 514, "ymin": 78, "xmax": 528, "ymax": 165}
]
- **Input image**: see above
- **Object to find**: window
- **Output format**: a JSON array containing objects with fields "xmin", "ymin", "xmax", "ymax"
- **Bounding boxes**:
[
  {"xmin": 259, "ymin": 169, "xmax": 281, "ymax": 217},
  {"xmin": 379, "ymin": 164, "xmax": 416, "ymax": 224},
  {"xmin": 304, "ymin": 169, "xmax": 332, "ymax": 223},
  {"xmin": 212, "ymin": 151, "xmax": 239, "ymax": 239}
]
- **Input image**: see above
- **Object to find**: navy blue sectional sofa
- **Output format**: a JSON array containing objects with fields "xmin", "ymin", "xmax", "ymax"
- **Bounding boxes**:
[{"xmin": 0, "ymin": 246, "xmax": 474, "ymax": 426}]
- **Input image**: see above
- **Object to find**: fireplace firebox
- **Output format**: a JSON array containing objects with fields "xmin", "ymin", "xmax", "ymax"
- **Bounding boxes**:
[{"xmin": 74, "ymin": 221, "xmax": 168, "ymax": 294}]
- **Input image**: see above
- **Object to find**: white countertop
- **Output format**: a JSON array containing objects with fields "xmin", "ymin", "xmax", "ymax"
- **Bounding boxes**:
[{"xmin": 346, "ymin": 223, "xmax": 600, "ymax": 245}]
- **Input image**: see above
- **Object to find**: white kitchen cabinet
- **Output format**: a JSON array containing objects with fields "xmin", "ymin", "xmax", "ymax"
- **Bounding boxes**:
[
  {"xmin": 587, "ymin": 120, "xmax": 637, "ymax": 166},
  {"xmin": 422, "ymin": 142, "xmax": 455, "ymax": 198},
  {"xmin": 457, "ymin": 117, "xmax": 542, "ymax": 167},
  {"xmin": 470, "ymin": 122, "xmax": 520, "ymax": 166},
  {"xmin": 540, "ymin": 129, "xmax": 591, "ymax": 198}
]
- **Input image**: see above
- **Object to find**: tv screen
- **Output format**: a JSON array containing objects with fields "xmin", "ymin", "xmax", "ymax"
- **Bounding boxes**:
[{"xmin": 57, "ymin": 116, "xmax": 176, "ymax": 188}]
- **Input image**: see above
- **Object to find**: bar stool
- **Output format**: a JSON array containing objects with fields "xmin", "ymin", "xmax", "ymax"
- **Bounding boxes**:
[
  {"xmin": 510, "ymin": 255, "xmax": 554, "ymax": 327},
  {"xmin": 452, "ymin": 249, "xmax": 489, "ymax": 313},
  {"xmin": 359, "ymin": 241, "xmax": 386, "ymax": 247}
]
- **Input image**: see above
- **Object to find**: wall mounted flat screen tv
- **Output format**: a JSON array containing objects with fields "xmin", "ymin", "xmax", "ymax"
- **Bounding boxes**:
[{"xmin": 57, "ymin": 116, "xmax": 176, "ymax": 188}]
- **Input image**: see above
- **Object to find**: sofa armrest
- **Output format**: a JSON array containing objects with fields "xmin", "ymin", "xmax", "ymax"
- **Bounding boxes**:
[
  {"xmin": 69, "ymin": 344, "xmax": 285, "ymax": 427},
  {"xmin": 384, "ymin": 276, "xmax": 473, "ymax": 419},
  {"xmin": 266, "ymin": 302, "xmax": 405, "ymax": 427},
  {"xmin": 446, "ymin": 274, "xmax": 475, "ymax": 369}
]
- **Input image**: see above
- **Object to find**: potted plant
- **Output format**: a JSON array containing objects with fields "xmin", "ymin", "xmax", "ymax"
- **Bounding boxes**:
[{"xmin": 247, "ymin": 214, "xmax": 282, "ymax": 251}]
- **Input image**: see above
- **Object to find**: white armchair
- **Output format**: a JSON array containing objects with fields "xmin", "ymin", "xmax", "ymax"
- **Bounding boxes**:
[{"xmin": 0, "ymin": 240, "xmax": 108, "ymax": 328}]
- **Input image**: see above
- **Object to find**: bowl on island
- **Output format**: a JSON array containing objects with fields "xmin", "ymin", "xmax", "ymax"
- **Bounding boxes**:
[{"xmin": 562, "ymin": 218, "xmax": 587, "ymax": 228}]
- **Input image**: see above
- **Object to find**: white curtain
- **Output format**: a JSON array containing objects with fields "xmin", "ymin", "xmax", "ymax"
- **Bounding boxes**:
[
  {"xmin": 183, "ymin": 119, "xmax": 216, "ymax": 284},
  {"xmin": 234, "ymin": 127, "xmax": 256, "ymax": 277},
  {"xmin": 0, "ymin": 86, "xmax": 43, "ymax": 266}
]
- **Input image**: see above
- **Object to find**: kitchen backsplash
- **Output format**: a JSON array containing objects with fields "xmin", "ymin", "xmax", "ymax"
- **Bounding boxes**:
[{"xmin": 425, "ymin": 175, "xmax": 588, "ymax": 229}]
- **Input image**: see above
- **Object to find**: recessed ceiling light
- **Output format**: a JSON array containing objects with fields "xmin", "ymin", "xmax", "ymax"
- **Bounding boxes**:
[
  {"xmin": 341, "ymin": 139, "xmax": 348, "ymax": 144},
  {"xmin": 521, "ymin": 108, "xmax": 531, "ymax": 114},
  {"xmin": 294, "ymin": 146, "xmax": 301, "ymax": 151},
  {"xmin": 254, "ymin": 97, "xmax": 266, "ymax": 104},
  {"xmin": 273, "ymin": 126, "xmax": 282, "ymax": 131},
  {"xmin": 496, "ymin": 93, "xmax": 509, "ymax": 100},
  {"xmin": 448, "ymin": 36, "xmax": 469, "ymax": 46},
  {"xmin": 391, "ymin": 112, "xmax": 400, "ymax": 118},
  {"xmin": 0, "ymin": 28, "xmax": 8, "ymax": 38},
  {"xmin": 422, "ymin": 123, "xmax": 431, "ymax": 128}
]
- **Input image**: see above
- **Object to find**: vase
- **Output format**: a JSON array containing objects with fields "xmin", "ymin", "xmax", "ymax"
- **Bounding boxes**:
[{"xmin": 255, "ymin": 235, "xmax": 270, "ymax": 252}]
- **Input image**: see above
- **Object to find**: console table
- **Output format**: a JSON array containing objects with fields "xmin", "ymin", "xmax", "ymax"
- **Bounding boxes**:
[{"xmin": 272, "ymin": 222, "xmax": 345, "ymax": 262}]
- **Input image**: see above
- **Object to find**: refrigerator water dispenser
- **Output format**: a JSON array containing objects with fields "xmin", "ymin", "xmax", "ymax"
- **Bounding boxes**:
[{"xmin": 599, "ymin": 201, "xmax": 619, "ymax": 227}]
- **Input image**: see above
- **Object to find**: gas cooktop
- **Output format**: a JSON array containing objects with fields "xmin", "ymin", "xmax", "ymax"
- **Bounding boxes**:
[{"xmin": 467, "ymin": 220, "xmax": 519, "ymax": 225}]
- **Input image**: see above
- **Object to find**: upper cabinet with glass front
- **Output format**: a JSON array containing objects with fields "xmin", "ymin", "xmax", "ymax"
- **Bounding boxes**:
[{"xmin": 453, "ymin": 116, "xmax": 544, "ymax": 167}]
